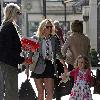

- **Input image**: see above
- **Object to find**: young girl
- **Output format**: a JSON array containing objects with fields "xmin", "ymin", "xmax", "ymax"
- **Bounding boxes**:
[{"xmin": 60, "ymin": 55, "xmax": 93, "ymax": 100}]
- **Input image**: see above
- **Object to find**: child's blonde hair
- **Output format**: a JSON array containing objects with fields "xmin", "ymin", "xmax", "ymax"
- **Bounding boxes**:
[{"xmin": 74, "ymin": 55, "xmax": 91, "ymax": 69}]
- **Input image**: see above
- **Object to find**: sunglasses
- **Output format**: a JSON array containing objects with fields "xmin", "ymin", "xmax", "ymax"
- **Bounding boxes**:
[
  {"xmin": 17, "ymin": 11, "xmax": 22, "ymax": 15},
  {"xmin": 46, "ymin": 26, "xmax": 53, "ymax": 29}
]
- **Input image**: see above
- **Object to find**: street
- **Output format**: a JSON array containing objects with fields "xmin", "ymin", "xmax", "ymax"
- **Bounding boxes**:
[{"xmin": 18, "ymin": 67, "xmax": 100, "ymax": 100}]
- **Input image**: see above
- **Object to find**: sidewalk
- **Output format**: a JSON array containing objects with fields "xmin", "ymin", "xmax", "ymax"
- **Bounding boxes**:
[{"xmin": 18, "ymin": 67, "xmax": 100, "ymax": 100}]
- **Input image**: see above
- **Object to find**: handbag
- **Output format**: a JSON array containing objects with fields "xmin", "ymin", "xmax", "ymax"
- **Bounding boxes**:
[
  {"xmin": 33, "ymin": 56, "xmax": 46, "ymax": 74},
  {"xmin": 29, "ymin": 51, "xmax": 39, "ymax": 71}
]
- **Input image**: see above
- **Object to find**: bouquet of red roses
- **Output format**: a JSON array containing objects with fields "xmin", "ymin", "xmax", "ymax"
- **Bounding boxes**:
[
  {"xmin": 21, "ymin": 36, "xmax": 40, "ymax": 65},
  {"xmin": 21, "ymin": 36, "xmax": 39, "ymax": 52}
]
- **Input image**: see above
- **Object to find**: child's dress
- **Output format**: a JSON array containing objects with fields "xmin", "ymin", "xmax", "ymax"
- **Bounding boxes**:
[{"xmin": 69, "ymin": 68, "xmax": 93, "ymax": 100}]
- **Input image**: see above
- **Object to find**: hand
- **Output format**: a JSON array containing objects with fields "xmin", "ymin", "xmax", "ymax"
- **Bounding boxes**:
[
  {"xmin": 22, "ymin": 61, "xmax": 28, "ymax": 66},
  {"xmin": 63, "ymin": 65, "xmax": 68, "ymax": 73},
  {"xmin": 59, "ymin": 73, "xmax": 67, "ymax": 81},
  {"xmin": 25, "ymin": 65, "xmax": 29, "ymax": 77},
  {"xmin": 59, "ymin": 73, "xmax": 69, "ymax": 85},
  {"xmin": 25, "ymin": 57, "xmax": 33, "ymax": 64}
]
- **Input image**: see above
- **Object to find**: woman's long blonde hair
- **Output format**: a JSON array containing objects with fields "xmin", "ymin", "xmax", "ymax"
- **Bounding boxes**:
[
  {"xmin": 36, "ymin": 19, "xmax": 55, "ymax": 37},
  {"xmin": 3, "ymin": 3, "xmax": 21, "ymax": 24}
]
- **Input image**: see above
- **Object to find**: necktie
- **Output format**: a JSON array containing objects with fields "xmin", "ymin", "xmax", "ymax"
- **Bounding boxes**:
[{"xmin": 46, "ymin": 39, "xmax": 49, "ymax": 59}]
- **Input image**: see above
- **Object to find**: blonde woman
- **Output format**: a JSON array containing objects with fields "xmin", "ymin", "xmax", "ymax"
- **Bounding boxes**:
[
  {"xmin": 0, "ymin": 3, "xmax": 25, "ymax": 100},
  {"xmin": 30, "ymin": 19, "xmax": 67, "ymax": 100}
]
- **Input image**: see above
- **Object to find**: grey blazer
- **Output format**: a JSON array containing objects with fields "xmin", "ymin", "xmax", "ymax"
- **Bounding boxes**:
[
  {"xmin": 61, "ymin": 32, "xmax": 90, "ymax": 65},
  {"xmin": 34, "ymin": 34, "xmax": 63, "ymax": 74}
]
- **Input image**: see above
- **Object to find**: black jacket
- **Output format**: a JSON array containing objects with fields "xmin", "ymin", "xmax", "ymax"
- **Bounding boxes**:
[{"xmin": 0, "ymin": 22, "xmax": 24, "ymax": 67}]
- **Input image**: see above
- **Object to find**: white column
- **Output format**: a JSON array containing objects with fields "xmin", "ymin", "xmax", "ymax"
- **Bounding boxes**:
[
  {"xmin": 83, "ymin": 21, "xmax": 86, "ymax": 34},
  {"xmin": 1, "ymin": 0, "xmax": 3, "ymax": 22},
  {"xmin": 21, "ymin": 0, "xmax": 27, "ymax": 36},
  {"xmin": 89, "ymin": 0, "xmax": 97, "ymax": 50},
  {"xmin": 83, "ymin": 21, "xmax": 89, "ymax": 35},
  {"xmin": 21, "ymin": 12, "xmax": 27, "ymax": 36},
  {"xmin": 82, "ymin": 6, "xmax": 89, "ymax": 35}
]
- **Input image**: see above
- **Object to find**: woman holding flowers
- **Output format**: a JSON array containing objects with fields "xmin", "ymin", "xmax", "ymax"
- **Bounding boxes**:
[{"xmin": 30, "ymin": 19, "xmax": 67, "ymax": 100}]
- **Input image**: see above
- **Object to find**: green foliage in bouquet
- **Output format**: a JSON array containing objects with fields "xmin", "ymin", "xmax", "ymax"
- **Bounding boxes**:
[{"xmin": 89, "ymin": 48, "xmax": 99, "ymax": 67}]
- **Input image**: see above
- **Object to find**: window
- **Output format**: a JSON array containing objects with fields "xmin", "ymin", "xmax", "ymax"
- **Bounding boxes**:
[{"xmin": 27, "ymin": 21, "xmax": 39, "ymax": 37}]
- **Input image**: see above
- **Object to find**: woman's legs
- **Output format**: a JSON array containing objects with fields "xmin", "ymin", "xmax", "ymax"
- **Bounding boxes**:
[
  {"xmin": 34, "ymin": 78, "xmax": 44, "ymax": 100},
  {"xmin": 44, "ymin": 78, "xmax": 54, "ymax": 100},
  {"xmin": 33, "ymin": 60, "xmax": 54, "ymax": 100}
]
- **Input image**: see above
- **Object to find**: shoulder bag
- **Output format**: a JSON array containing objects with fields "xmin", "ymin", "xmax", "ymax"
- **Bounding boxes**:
[{"xmin": 29, "ymin": 51, "xmax": 39, "ymax": 71}]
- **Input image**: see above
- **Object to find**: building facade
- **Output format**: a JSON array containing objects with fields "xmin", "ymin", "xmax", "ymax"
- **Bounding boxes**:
[{"xmin": 0, "ymin": 0, "xmax": 99, "ymax": 52}]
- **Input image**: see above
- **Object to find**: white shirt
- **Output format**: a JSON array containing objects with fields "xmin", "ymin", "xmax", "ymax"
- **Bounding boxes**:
[{"xmin": 42, "ymin": 38, "xmax": 53, "ymax": 60}]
